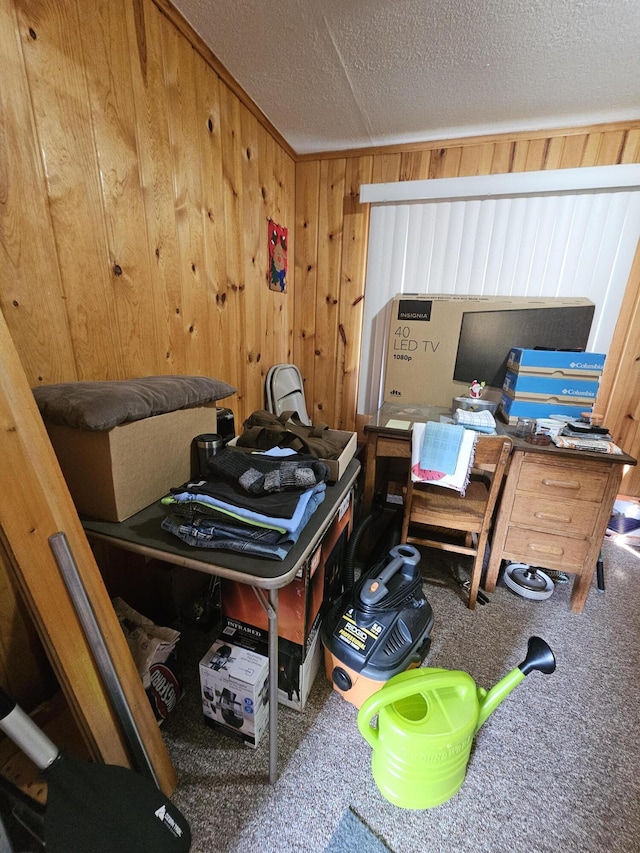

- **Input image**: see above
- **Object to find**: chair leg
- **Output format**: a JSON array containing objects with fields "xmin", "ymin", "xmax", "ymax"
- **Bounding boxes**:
[
  {"xmin": 467, "ymin": 537, "xmax": 488, "ymax": 610},
  {"xmin": 400, "ymin": 482, "xmax": 412, "ymax": 542},
  {"xmin": 596, "ymin": 551, "xmax": 605, "ymax": 591}
]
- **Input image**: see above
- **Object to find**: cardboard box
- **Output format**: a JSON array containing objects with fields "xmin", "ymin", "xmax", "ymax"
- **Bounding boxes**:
[
  {"xmin": 382, "ymin": 294, "xmax": 595, "ymax": 408},
  {"xmin": 220, "ymin": 615, "xmax": 324, "ymax": 713},
  {"xmin": 199, "ymin": 636, "xmax": 269, "ymax": 748},
  {"xmin": 498, "ymin": 392, "xmax": 590, "ymax": 423},
  {"xmin": 229, "ymin": 429, "xmax": 357, "ymax": 483},
  {"xmin": 502, "ymin": 369, "xmax": 600, "ymax": 402},
  {"xmin": 506, "ymin": 347, "xmax": 606, "ymax": 376},
  {"xmin": 44, "ymin": 404, "xmax": 218, "ymax": 521},
  {"xmin": 220, "ymin": 494, "xmax": 351, "ymax": 709}
]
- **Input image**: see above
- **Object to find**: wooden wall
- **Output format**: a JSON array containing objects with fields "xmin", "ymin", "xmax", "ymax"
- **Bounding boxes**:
[
  {"xmin": 0, "ymin": 0, "xmax": 295, "ymax": 425},
  {"xmin": 0, "ymin": 0, "xmax": 295, "ymax": 708},
  {"xmin": 1, "ymin": 0, "xmax": 640, "ymax": 709}
]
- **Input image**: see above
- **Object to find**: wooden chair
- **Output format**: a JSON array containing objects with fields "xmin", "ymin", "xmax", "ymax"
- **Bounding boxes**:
[{"xmin": 401, "ymin": 434, "xmax": 512, "ymax": 609}]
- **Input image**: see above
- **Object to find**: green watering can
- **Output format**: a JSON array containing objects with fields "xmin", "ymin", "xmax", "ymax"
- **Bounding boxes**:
[{"xmin": 357, "ymin": 636, "xmax": 556, "ymax": 809}]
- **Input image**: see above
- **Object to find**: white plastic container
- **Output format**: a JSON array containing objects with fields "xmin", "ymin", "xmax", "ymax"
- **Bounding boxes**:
[{"xmin": 535, "ymin": 418, "xmax": 562, "ymax": 437}]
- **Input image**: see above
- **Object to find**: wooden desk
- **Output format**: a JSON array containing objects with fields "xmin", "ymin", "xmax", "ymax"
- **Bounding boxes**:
[
  {"xmin": 362, "ymin": 404, "xmax": 636, "ymax": 613},
  {"xmin": 82, "ymin": 459, "xmax": 360, "ymax": 783},
  {"xmin": 485, "ymin": 439, "xmax": 636, "ymax": 613},
  {"xmin": 363, "ymin": 404, "xmax": 449, "ymax": 514}
]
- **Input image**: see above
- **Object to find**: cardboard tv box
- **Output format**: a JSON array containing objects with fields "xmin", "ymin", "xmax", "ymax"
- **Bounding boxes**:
[
  {"xmin": 220, "ymin": 494, "xmax": 352, "ymax": 710},
  {"xmin": 45, "ymin": 404, "xmax": 218, "ymax": 522},
  {"xmin": 382, "ymin": 294, "xmax": 595, "ymax": 408},
  {"xmin": 199, "ymin": 636, "xmax": 269, "ymax": 748}
]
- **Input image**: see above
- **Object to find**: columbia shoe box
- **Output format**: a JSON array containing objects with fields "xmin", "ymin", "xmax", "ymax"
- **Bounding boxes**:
[
  {"xmin": 506, "ymin": 347, "xmax": 606, "ymax": 376},
  {"xmin": 499, "ymin": 347, "xmax": 605, "ymax": 423},
  {"xmin": 501, "ymin": 369, "xmax": 600, "ymax": 405},
  {"xmin": 199, "ymin": 636, "xmax": 269, "ymax": 748},
  {"xmin": 498, "ymin": 394, "xmax": 592, "ymax": 423}
]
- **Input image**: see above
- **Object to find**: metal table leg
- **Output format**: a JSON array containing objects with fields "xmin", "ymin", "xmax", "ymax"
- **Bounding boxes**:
[
  {"xmin": 253, "ymin": 588, "xmax": 279, "ymax": 783},
  {"xmin": 267, "ymin": 589, "xmax": 279, "ymax": 783}
]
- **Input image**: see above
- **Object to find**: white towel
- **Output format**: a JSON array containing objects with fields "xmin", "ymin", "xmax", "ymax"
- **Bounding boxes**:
[
  {"xmin": 411, "ymin": 422, "xmax": 477, "ymax": 494},
  {"xmin": 454, "ymin": 408, "xmax": 497, "ymax": 434}
]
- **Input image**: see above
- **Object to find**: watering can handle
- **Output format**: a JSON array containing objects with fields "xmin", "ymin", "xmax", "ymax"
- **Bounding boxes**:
[{"xmin": 357, "ymin": 668, "xmax": 476, "ymax": 749}]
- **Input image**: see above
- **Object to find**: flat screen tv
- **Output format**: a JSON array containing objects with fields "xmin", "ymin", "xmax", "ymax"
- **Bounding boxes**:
[{"xmin": 453, "ymin": 305, "xmax": 595, "ymax": 388}]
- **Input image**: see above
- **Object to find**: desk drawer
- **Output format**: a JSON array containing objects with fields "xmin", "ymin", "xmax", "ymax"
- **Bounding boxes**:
[
  {"xmin": 510, "ymin": 494, "xmax": 599, "ymax": 536},
  {"xmin": 504, "ymin": 527, "xmax": 590, "ymax": 572},
  {"xmin": 517, "ymin": 460, "xmax": 608, "ymax": 502}
]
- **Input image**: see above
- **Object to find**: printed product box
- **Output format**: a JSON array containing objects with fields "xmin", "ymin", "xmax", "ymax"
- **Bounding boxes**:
[
  {"xmin": 219, "ymin": 615, "xmax": 324, "ymax": 712},
  {"xmin": 199, "ymin": 636, "xmax": 269, "ymax": 747},
  {"xmin": 502, "ymin": 370, "xmax": 600, "ymax": 402},
  {"xmin": 506, "ymin": 348, "xmax": 606, "ymax": 376},
  {"xmin": 382, "ymin": 294, "xmax": 594, "ymax": 408},
  {"xmin": 498, "ymin": 392, "xmax": 590, "ymax": 424},
  {"xmin": 44, "ymin": 404, "xmax": 218, "ymax": 521},
  {"xmin": 221, "ymin": 494, "xmax": 351, "ymax": 709}
]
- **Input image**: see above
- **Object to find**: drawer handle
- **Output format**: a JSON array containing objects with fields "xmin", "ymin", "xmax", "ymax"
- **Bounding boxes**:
[
  {"xmin": 534, "ymin": 511, "xmax": 571, "ymax": 523},
  {"xmin": 541, "ymin": 478, "xmax": 580, "ymax": 491},
  {"xmin": 529, "ymin": 543, "xmax": 564, "ymax": 557}
]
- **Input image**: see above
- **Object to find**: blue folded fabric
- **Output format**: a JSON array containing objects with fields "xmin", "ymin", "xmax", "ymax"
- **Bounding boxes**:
[
  {"xmin": 419, "ymin": 422, "xmax": 465, "ymax": 475},
  {"xmin": 161, "ymin": 483, "xmax": 326, "ymax": 560}
]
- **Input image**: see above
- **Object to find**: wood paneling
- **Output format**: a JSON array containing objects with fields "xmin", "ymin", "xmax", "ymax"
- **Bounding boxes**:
[
  {"xmin": 0, "ymin": 310, "xmax": 176, "ymax": 793},
  {"xmin": 1, "ymin": 0, "xmax": 294, "ymax": 425},
  {"xmin": 0, "ymin": 0, "xmax": 294, "ymax": 755}
]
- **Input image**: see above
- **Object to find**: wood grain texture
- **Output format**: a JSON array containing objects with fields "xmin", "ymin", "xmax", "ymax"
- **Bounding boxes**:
[{"xmin": 0, "ymin": 310, "xmax": 176, "ymax": 793}]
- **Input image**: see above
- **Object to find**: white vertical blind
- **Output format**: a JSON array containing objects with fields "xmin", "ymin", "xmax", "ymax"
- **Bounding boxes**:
[{"xmin": 358, "ymin": 166, "xmax": 640, "ymax": 414}]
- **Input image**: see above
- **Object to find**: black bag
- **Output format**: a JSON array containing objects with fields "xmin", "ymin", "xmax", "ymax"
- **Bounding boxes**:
[{"xmin": 237, "ymin": 410, "xmax": 344, "ymax": 459}]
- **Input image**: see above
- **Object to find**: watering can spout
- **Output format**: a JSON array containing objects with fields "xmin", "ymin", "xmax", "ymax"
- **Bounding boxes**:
[{"xmin": 475, "ymin": 636, "xmax": 556, "ymax": 732}]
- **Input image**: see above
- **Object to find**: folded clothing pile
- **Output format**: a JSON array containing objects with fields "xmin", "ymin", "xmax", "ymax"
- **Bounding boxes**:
[{"xmin": 160, "ymin": 446, "xmax": 329, "ymax": 560}]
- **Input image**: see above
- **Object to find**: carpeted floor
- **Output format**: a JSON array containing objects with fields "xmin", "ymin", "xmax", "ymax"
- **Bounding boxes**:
[{"xmin": 161, "ymin": 535, "xmax": 640, "ymax": 853}]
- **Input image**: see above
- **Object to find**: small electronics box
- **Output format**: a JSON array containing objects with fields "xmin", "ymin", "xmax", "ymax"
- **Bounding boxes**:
[{"xmin": 199, "ymin": 636, "xmax": 269, "ymax": 747}]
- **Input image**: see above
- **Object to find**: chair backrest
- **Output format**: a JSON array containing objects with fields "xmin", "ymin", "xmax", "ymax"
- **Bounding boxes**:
[
  {"xmin": 469, "ymin": 434, "xmax": 512, "ymax": 475},
  {"xmin": 265, "ymin": 363, "xmax": 311, "ymax": 425}
]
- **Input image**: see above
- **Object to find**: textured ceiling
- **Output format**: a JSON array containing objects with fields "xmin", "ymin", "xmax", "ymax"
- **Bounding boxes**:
[{"xmin": 170, "ymin": 0, "xmax": 640, "ymax": 155}]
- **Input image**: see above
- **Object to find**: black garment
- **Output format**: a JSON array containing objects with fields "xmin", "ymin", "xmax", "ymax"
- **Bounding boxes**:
[
  {"xmin": 171, "ymin": 474, "xmax": 304, "ymax": 519},
  {"xmin": 205, "ymin": 448, "xmax": 329, "ymax": 495}
]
